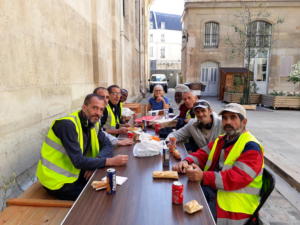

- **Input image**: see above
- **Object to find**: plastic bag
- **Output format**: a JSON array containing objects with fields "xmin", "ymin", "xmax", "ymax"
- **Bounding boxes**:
[
  {"xmin": 122, "ymin": 107, "xmax": 135, "ymax": 117},
  {"xmin": 133, "ymin": 140, "xmax": 163, "ymax": 157}
]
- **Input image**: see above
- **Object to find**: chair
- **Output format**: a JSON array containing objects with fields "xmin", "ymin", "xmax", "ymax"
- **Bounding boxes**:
[{"xmin": 244, "ymin": 168, "xmax": 275, "ymax": 225}]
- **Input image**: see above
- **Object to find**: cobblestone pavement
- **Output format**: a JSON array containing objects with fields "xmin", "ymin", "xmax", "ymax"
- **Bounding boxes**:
[{"xmin": 140, "ymin": 88, "xmax": 300, "ymax": 225}]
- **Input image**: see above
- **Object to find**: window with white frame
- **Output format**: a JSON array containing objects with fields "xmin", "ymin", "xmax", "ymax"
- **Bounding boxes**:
[
  {"xmin": 150, "ymin": 34, "xmax": 153, "ymax": 42},
  {"xmin": 150, "ymin": 22, "xmax": 153, "ymax": 29},
  {"xmin": 150, "ymin": 46, "xmax": 154, "ymax": 57},
  {"xmin": 161, "ymin": 33, "xmax": 165, "ymax": 42},
  {"xmin": 161, "ymin": 21, "xmax": 165, "ymax": 29},
  {"xmin": 204, "ymin": 22, "xmax": 219, "ymax": 48},
  {"xmin": 246, "ymin": 21, "xmax": 272, "ymax": 82},
  {"xmin": 160, "ymin": 46, "xmax": 165, "ymax": 58},
  {"xmin": 247, "ymin": 21, "xmax": 272, "ymax": 48}
]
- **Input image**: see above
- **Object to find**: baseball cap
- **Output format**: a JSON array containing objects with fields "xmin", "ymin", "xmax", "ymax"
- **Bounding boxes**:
[
  {"xmin": 219, "ymin": 103, "xmax": 247, "ymax": 119},
  {"xmin": 193, "ymin": 100, "xmax": 211, "ymax": 109},
  {"xmin": 175, "ymin": 84, "xmax": 190, "ymax": 93}
]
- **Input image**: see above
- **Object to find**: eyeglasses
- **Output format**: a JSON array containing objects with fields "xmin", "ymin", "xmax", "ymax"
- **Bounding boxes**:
[{"xmin": 110, "ymin": 92, "xmax": 121, "ymax": 96}]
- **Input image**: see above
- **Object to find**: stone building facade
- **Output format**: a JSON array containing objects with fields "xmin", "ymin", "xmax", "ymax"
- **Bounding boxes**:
[
  {"xmin": 182, "ymin": 0, "xmax": 300, "ymax": 96},
  {"xmin": 0, "ymin": 0, "xmax": 152, "ymax": 207}
]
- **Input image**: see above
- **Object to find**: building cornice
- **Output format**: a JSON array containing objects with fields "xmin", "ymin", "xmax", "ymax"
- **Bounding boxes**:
[{"xmin": 185, "ymin": 1, "xmax": 300, "ymax": 9}]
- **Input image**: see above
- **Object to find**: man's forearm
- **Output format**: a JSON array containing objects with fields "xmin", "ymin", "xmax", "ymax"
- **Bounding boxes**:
[{"xmin": 105, "ymin": 128, "xmax": 120, "ymax": 135}]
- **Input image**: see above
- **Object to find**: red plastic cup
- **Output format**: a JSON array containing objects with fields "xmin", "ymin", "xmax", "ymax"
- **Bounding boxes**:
[
  {"xmin": 155, "ymin": 123, "xmax": 161, "ymax": 135},
  {"xmin": 127, "ymin": 132, "xmax": 134, "ymax": 139}
]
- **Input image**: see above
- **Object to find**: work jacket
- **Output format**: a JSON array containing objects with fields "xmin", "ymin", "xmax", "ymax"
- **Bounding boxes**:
[
  {"xmin": 186, "ymin": 131, "xmax": 264, "ymax": 225},
  {"xmin": 36, "ymin": 111, "xmax": 100, "ymax": 190}
]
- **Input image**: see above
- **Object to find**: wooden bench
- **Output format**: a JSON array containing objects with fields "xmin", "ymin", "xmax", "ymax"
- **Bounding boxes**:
[
  {"xmin": 6, "ymin": 181, "xmax": 73, "ymax": 208},
  {"xmin": 0, "ymin": 182, "xmax": 73, "ymax": 225},
  {"xmin": 0, "ymin": 205, "xmax": 69, "ymax": 225}
]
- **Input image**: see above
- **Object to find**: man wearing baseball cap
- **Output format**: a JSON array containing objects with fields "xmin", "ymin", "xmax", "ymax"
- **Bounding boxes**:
[
  {"xmin": 167, "ymin": 99, "xmax": 222, "ymax": 152},
  {"xmin": 173, "ymin": 103, "xmax": 264, "ymax": 224}
]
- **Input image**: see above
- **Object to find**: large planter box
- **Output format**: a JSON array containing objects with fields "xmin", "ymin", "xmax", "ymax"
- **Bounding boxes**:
[
  {"xmin": 261, "ymin": 95, "xmax": 300, "ymax": 109},
  {"xmin": 223, "ymin": 92, "xmax": 261, "ymax": 104}
]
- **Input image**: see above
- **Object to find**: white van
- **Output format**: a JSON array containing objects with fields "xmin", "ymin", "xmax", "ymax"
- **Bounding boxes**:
[{"xmin": 148, "ymin": 74, "xmax": 168, "ymax": 93}]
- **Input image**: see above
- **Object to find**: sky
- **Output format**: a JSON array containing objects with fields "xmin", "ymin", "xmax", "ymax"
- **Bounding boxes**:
[{"xmin": 150, "ymin": 0, "xmax": 184, "ymax": 15}]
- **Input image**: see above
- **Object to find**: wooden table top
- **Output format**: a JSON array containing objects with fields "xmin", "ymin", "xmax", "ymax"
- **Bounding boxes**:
[{"xmin": 61, "ymin": 134, "xmax": 216, "ymax": 225}]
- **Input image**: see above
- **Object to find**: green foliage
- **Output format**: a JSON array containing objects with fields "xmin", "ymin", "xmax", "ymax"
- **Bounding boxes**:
[
  {"xmin": 288, "ymin": 61, "xmax": 300, "ymax": 84},
  {"xmin": 270, "ymin": 90, "xmax": 300, "ymax": 96},
  {"xmin": 225, "ymin": 2, "xmax": 284, "ymax": 104}
]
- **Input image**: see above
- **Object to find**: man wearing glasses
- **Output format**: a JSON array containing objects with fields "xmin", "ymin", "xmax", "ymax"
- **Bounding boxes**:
[
  {"xmin": 101, "ymin": 85, "xmax": 129, "ymax": 136},
  {"xmin": 167, "ymin": 100, "xmax": 222, "ymax": 152},
  {"xmin": 93, "ymin": 86, "xmax": 133, "ymax": 146}
]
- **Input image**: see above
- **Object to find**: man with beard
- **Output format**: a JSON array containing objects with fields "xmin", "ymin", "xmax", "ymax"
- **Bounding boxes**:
[
  {"xmin": 93, "ymin": 86, "xmax": 133, "ymax": 146},
  {"xmin": 173, "ymin": 103, "xmax": 264, "ymax": 225},
  {"xmin": 101, "ymin": 85, "xmax": 129, "ymax": 136},
  {"xmin": 36, "ymin": 94, "xmax": 128, "ymax": 200},
  {"xmin": 167, "ymin": 99, "xmax": 222, "ymax": 152},
  {"xmin": 174, "ymin": 84, "xmax": 190, "ymax": 118}
]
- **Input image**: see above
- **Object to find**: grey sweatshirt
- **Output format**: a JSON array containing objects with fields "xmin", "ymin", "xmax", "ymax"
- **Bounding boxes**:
[{"xmin": 167, "ymin": 112, "xmax": 223, "ymax": 149}]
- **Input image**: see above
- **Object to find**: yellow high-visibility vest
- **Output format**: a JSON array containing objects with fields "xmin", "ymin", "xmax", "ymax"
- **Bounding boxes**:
[
  {"xmin": 106, "ymin": 104, "xmax": 120, "ymax": 128},
  {"xmin": 36, "ymin": 111, "xmax": 100, "ymax": 190},
  {"xmin": 204, "ymin": 131, "xmax": 264, "ymax": 214},
  {"xmin": 186, "ymin": 109, "xmax": 192, "ymax": 119}
]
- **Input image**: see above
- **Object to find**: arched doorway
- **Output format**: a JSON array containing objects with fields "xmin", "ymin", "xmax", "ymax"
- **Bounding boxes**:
[{"xmin": 200, "ymin": 62, "xmax": 219, "ymax": 96}]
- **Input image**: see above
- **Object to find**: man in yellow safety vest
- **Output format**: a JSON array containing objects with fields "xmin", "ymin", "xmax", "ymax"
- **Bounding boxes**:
[
  {"xmin": 173, "ymin": 103, "xmax": 264, "ymax": 225},
  {"xmin": 36, "ymin": 94, "xmax": 128, "ymax": 200},
  {"xmin": 101, "ymin": 85, "xmax": 129, "ymax": 136}
]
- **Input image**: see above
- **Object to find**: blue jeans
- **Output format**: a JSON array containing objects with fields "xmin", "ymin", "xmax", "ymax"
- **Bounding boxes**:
[{"xmin": 202, "ymin": 185, "xmax": 217, "ymax": 222}]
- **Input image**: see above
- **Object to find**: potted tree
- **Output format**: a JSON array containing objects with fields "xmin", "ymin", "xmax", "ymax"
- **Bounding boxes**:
[{"xmin": 224, "ymin": 2, "xmax": 283, "ymax": 108}]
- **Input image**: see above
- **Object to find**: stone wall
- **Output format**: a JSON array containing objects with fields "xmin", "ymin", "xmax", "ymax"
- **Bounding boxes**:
[{"xmin": 0, "ymin": 0, "xmax": 151, "ymax": 208}]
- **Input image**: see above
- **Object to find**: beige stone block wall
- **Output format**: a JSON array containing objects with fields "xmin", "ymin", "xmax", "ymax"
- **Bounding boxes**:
[
  {"xmin": 0, "ymin": 0, "xmax": 150, "ymax": 206},
  {"xmin": 182, "ymin": 1, "xmax": 300, "ymax": 92},
  {"xmin": 0, "ymin": 1, "xmax": 94, "ymax": 187}
]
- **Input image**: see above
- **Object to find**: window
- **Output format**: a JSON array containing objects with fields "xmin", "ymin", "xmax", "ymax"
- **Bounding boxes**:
[
  {"xmin": 150, "ymin": 46, "xmax": 154, "ymax": 57},
  {"xmin": 161, "ymin": 34, "xmax": 165, "ymax": 42},
  {"xmin": 247, "ymin": 21, "xmax": 272, "ymax": 48},
  {"xmin": 160, "ymin": 47, "xmax": 165, "ymax": 58},
  {"xmin": 161, "ymin": 21, "xmax": 165, "ymax": 29},
  {"xmin": 204, "ymin": 22, "xmax": 219, "ymax": 48},
  {"xmin": 150, "ymin": 34, "xmax": 153, "ymax": 42},
  {"xmin": 246, "ymin": 21, "xmax": 272, "ymax": 82},
  {"xmin": 150, "ymin": 22, "xmax": 153, "ymax": 29},
  {"xmin": 247, "ymin": 49, "xmax": 269, "ymax": 81}
]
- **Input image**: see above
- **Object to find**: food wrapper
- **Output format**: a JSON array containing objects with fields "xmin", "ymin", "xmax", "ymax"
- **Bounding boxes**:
[
  {"xmin": 183, "ymin": 200, "xmax": 203, "ymax": 214},
  {"xmin": 91, "ymin": 180, "xmax": 107, "ymax": 190}
]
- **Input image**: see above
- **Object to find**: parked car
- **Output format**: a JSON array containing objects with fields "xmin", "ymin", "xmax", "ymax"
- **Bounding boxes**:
[{"xmin": 148, "ymin": 74, "xmax": 168, "ymax": 93}]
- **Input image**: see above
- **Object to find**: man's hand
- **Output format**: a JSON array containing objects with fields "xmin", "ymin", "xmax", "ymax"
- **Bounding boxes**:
[
  {"xmin": 172, "ymin": 160, "xmax": 189, "ymax": 173},
  {"xmin": 184, "ymin": 118, "xmax": 191, "ymax": 123},
  {"xmin": 118, "ymin": 127, "xmax": 128, "ymax": 134},
  {"xmin": 106, "ymin": 155, "xmax": 128, "ymax": 166},
  {"xmin": 83, "ymin": 170, "xmax": 94, "ymax": 180},
  {"xmin": 118, "ymin": 138, "xmax": 134, "ymax": 146},
  {"xmin": 186, "ymin": 163, "xmax": 203, "ymax": 182}
]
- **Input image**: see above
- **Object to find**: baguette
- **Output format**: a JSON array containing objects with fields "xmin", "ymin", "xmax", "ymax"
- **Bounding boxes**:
[
  {"xmin": 172, "ymin": 149, "xmax": 181, "ymax": 160},
  {"xmin": 91, "ymin": 180, "xmax": 107, "ymax": 189},
  {"xmin": 152, "ymin": 171, "xmax": 179, "ymax": 179}
]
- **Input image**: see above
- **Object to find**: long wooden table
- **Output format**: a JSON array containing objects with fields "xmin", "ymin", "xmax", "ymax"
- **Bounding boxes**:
[{"xmin": 61, "ymin": 135, "xmax": 216, "ymax": 225}]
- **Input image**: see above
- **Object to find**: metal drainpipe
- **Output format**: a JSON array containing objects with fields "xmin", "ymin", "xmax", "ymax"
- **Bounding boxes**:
[
  {"xmin": 138, "ymin": 0, "xmax": 146, "ymax": 98},
  {"xmin": 138, "ymin": 0, "xmax": 142, "ymax": 96}
]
